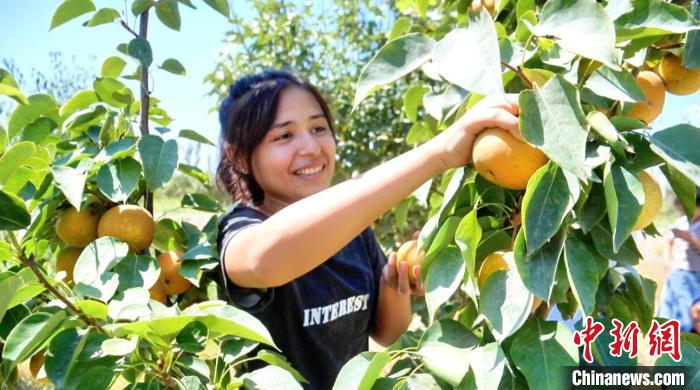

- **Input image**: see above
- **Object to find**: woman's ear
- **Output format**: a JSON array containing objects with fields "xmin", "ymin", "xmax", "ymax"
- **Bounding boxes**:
[{"xmin": 225, "ymin": 144, "xmax": 248, "ymax": 175}]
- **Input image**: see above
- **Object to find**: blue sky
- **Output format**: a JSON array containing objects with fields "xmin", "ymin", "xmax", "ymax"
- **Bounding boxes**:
[
  {"xmin": 0, "ymin": 1, "xmax": 234, "ymax": 171},
  {"xmin": 1, "ymin": 1, "xmax": 699, "ymax": 175}
]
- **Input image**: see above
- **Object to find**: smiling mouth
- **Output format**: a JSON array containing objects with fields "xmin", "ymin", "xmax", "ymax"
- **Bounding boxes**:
[{"xmin": 293, "ymin": 164, "xmax": 324, "ymax": 176}]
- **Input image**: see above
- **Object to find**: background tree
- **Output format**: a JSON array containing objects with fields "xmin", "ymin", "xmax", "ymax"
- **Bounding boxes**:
[{"xmin": 205, "ymin": 0, "xmax": 437, "ymax": 247}]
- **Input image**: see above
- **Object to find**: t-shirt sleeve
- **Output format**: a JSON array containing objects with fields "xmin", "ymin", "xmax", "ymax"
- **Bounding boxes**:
[
  {"xmin": 217, "ymin": 207, "xmax": 274, "ymax": 312},
  {"xmin": 363, "ymin": 228, "xmax": 387, "ymax": 329}
]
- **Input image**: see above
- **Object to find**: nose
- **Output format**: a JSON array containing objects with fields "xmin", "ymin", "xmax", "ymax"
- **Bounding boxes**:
[{"xmin": 296, "ymin": 131, "xmax": 321, "ymax": 157}]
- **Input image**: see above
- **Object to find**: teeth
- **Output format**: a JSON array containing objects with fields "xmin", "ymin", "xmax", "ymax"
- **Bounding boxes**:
[{"xmin": 295, "ymin": 165, "xmax": 323, "ymax": 176}]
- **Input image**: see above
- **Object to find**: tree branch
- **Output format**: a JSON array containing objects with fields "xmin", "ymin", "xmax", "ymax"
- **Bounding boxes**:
[
  {"xmin": 8, "ymin": 232, "xmax": 107, "ymax": 333},
  {"xmin": 501, "ymin": 61, "xmax": 533, "ymax": 89},
  {"xmin": 137, "ymin": 9, "xmax": 154, "ymax": 216}
]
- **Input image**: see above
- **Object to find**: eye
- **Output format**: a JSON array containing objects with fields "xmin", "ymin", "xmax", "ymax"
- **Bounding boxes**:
[
  {"xmin": 313, "ymin": 126, "xmax": 328, "ymax": 133},
  {"xmin": 273, "ymin": 132, "xmax": 292, "ymax": 141}
]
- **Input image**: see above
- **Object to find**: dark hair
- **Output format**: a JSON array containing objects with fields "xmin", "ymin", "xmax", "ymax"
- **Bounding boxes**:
[{"xmin": 216, "ymin": 70, "xmax": 335, "ymax": 205}]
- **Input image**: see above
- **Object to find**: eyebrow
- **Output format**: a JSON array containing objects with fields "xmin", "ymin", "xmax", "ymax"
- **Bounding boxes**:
[{"xmin": 271, "ymin": 113, "xmax": 326, "ymax": 129}]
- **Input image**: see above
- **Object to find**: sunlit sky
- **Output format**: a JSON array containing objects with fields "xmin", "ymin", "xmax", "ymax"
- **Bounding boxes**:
[{"xmin": 1, "ymin": 1, "xmax": 699, "ymax": 176}]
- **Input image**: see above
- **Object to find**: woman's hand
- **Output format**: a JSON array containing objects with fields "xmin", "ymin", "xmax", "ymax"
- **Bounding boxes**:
[
  {"xmin": 382, "ymin": 252, "xmax": 425, "ymax": 296},
  {"xmin": 435, "ymin": 94, "xmax": 521, "ymax": 170}
]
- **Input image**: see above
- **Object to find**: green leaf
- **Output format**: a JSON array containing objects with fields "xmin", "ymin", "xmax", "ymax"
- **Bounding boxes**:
[
  {"xmin": 202, "ymin": 0, "xmax": 230, "ymax": 17},
  {"xmin": 178, "ymin": 129, "xmax": 214, "ymax": 146},
  {"xmin": 0, "ymin": 190, "xmax": 31, "ymax": 230},
  {"xmin": 425, "ymin": 246, "xmax": 465, "ymax": 323},
  {"xmin": 519, "ymin": 75, "xmax": 589, "ymax": 180},
  {"xmin": 154, "ymin": 218, "xmax": 187, "ymax": 253},
  {"xmin": 178, "ymin": 163, "xmax": 210, "ymax": 185},
  {"xmin": 661, "ymin": 164, "xmax": 697, "ymax": 222},
  {"xmin": 138, "ymin": 135, "xmax": 179, "ymax": 190},
  {"xmin": 418, "ymin": 341, "xmax": 470, "ymax": 386},
  {"xmin": 181, "ymin": 193, "xmax": 222, "ymax": 212},
  {"xmin": 579, "ymin": 183, "xmax": 607, "ymax": 233},
  {"xmin": 332, "ymin": 351, "xmax": 391, "ymax": 390},
  {"xmin": 454, "ymin": 210, "xmax": 481, "ymax": 282},
  {"xmin": 530, "ymin": 0, "xmax": 620, "ymax": 70},
  {"xmin": 75, "ymin": 299, "xmax": 108, "ymax": 320},
  {"xmin": 615, "ymin": 0, "xmax": 700, "ymax": 42},
  {"xmin": 2, "ymin": 310, "xmax": 67, "ymax": 376},
  {"xmin": 584, "ymin": 66, "xmax": 645, "ymax": 103},
  {"xmin": 650, "ymin": 124, "xmax": 700, "ymax": 187},
  {"xmin": 46, "ymin": 329, "xmax": 118, "ymax": 390},
  {"xmin": 511, "ymin": 320, "xmax": 578, "ymax": 389},
  {"xmin": 52, "ymin": 158, "xmax": 94, "ymax": 211},
  {"xmin": 155, "ymin": 0, "xmax": 181, "ymax": 31},
  {"xmin": 603, "ymin": 163, "xmax": 643, "ymax": 252},
  {"xmin": 419, "ymin": 319, "xmax": 479, "ymax": 349},
  {"xmin": 468, "ymin": 343, "xmax": 507, "ymax": 390},
  {"xmin": 101, "ymin": 337, "xmax": 137, "ymax": 356},
  {"xmin": 112, "ymin": 254, "xmax": 160, "ymax": 291},
  {"xmin": 107, "ymin": 288, "xmax": 150, "ymax": 321},
  {"xmin": 589, "ymin": 222, "xmax": 642, "ymax": 265},
  {"xmin": 656, "ymin": 336, "xmax": 700, "ymax": 386},
  {"xmin": 0, "ymin": 142, "xmax": 36, "ymax": 186},
  {"xmin": 93, "ymin": 77, "xmax": 133, "ymax": 107},
  {"xmin": 479, "ymin": 268, "xmax": 532, "ymax": 341},
  {"xmin": 587, "ymin": 112, "xmax": 630, "ymax": 157},
  {"xmin": 175, "ymin": 321, "xmax": 208, "ymax": 353},
  {"xmin": 8, "ymin": 94, "xmax": 59, "ymax": 139},
  {"xmin": 388, "ymin": 17, "xmax": 411, "ymax": 41},
  {"xmin": 256, "ymin": 350, "xmax": 308, "ymax": 384},
  {"xmin": 522, "ymin": 163, "xmax": 579, "ymax": 254},
  {"xmin": 353, "ymin": 33, "xmax": 435, "ymax": 108},
  {"xmin": 0, "ymin": 125, "xmax": 7, "ymax": 154},
  {"xmin": 0, "ymin": 274, "xmax": 22, "ymax": 323},
  {"xmin": 127, "ymin": 37, "xmax": 153, "ymax": 68},
  {"xmin": 160, "ymin": 58, "xmax": 186, "ymax": 75},
  {"xmin": 22, "ymin": 117, "xmax": 56, "ymax": 144},
  {"xmin": 0, "ymin": 69, "xmax": 28, "ymax": 105},
  {"xmin": 423, "ymin": 85, "xmax": 467, "ymax": 121},
  {"xmin": 100, "ymin": 56, "xmax": 127, "ymax": 78},
  {"xmin": 403, "ymin": 85, "xmax": 427, "ymax": 123},
  {"xmin": 86, "ymin": 7, "xmax": 119, "ymax": 26},
  {"xmin": 111, "ymin": 301, "xmax": 275, "ymax": 348},
  {"xmin": 96, "ymin": 157, "xmax": 141, "ymax": 202},
  {"xmin": 433, "ymin": 9, "xmax": 503, "ymax": 96},
  {"xmin": 131, "ymin": 0, "xmax": 153, "ymax": 15},
  {"xmin": 514, "ymin": 227, "xmax": 566, "ymax": 301},
  {"xmin": 50, "ymin": 0, "xmax": 96, "ymax": 30},
  {"xmin": 244, "ymin": 366, "xmax": 303, "ymax": 390},
  {"xmin": 73, "ymin": 237, "xmax": 130, "ymax": 302},
  {"xmin": 59, "ymin": 90, "xmax": 98, "ymax": 120},
  {"xmin": 683, "ymin": 2, "xmax": 700, "ymax": 70},
  {"xmin": 564, "ymin": 232, "xmax": 603, "ymax": 315},
  {"xmin": 95, "ymin": 139, "xmax": 137, "ymax": 163}
]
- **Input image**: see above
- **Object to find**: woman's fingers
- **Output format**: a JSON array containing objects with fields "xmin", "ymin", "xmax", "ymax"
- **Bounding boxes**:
[
  {"xmin": 411, "ymin": 265, "xmax": 425, "ymax": 296},
  {"xmin": 397, "ymin": 261, "xmax": 410, "ymax": 295}
]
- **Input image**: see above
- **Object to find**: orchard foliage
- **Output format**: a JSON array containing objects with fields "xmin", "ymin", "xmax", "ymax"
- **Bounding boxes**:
[
  {"xmin": 0, "ymin": 1, "xmax": 307, "ymax": 388},
  {"xmin": 337, "ymin": 0, "xmax": 700, "ymax": 388}
]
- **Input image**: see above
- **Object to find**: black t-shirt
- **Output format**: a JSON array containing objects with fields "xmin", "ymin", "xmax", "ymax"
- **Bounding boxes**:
[{"xmin": 216, "ymin": 204, "xmax": 387, "ymax": 389}]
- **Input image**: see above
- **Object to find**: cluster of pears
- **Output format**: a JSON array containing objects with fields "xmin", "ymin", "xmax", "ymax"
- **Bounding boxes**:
[
  {"xmin": 55, "ymin": 204, "xmax": 191, "ymax": 304},
  {"xmin": 630, "ymin": 53, "xmax": 700, "ymax": 123}
]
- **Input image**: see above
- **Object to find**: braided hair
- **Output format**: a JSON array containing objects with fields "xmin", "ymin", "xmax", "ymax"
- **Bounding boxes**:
[{"xmin": 216, "ymin": 70, "xmax": 335, "ymax": 205}]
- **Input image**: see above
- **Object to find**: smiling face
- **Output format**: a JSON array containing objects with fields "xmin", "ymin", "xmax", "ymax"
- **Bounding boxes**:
[{"xmin": 250, "ymin": 86, "xmax": 336, "ymax": 214}]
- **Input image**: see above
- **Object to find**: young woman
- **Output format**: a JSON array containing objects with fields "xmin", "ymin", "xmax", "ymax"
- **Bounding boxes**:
[{"xmin": 216, "ymin": 70, "xmax": 519, "ymax": 388}]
